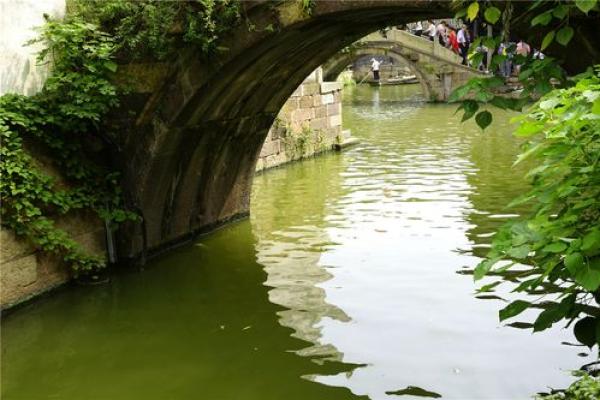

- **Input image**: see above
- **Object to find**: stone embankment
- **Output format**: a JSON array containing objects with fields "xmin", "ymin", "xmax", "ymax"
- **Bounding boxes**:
[
  {"xmin": 1, "ymin": 214, "xmax": 106, "ymax": 309},
  {"xmin": 256, "ymin": 68, "xmax": 355, "ymax": 172}
]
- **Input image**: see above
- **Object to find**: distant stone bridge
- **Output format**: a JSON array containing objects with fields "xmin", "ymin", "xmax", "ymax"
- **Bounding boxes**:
[{"xmin": 322, "ymin": 29, "xmax": 483, "ymax": 101}]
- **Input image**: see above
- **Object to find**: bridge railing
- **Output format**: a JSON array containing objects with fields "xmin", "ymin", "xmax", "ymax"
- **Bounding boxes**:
[{"xmin": 361, "ymin": 29, "xmax": 463, "ymax": 66}]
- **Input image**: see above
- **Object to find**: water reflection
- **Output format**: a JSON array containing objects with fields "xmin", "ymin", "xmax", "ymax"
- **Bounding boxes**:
[
  {"xmin": 1, "ymin": 84, "xmax": 593, "ymax": 400},
  {"xmin": 1, "ymin": 223, "xmax": 361, "ymax": 400},
  {"xmin": 251, "ymin": 84, "xmax": 593, "ymax": 399}
]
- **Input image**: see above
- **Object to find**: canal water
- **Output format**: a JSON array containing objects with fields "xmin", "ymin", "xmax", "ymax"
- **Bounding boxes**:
[{"xmin": 1, "ymin": 85, "xmax": 593, "ymax": 399}]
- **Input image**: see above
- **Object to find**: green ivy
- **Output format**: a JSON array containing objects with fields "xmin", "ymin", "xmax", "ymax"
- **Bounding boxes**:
[
  {"xmin": 1, "ymin": 1, "xmax": 247, "ymax": 274},
  {"xmin": 0, "ymin": 18, "xmax": 133, "ymax": 274},
  {"xmin": 70, "ymin": 0, "xmax": 242, "ymax": 60}
]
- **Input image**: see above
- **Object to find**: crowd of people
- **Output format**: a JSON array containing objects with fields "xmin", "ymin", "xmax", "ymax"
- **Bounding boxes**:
[
  {"xmin": 406, "ymin": 20, "xmax": 470, "ymax": 65},
  {"xmin": 403, "ymin": 20, "xmax": 542, "ymax": 79}
]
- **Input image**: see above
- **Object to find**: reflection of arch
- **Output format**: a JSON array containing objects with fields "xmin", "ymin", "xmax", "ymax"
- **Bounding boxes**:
[{"xmin": 322, "ymin": 46, "xmax": 432, "ymax": 99}]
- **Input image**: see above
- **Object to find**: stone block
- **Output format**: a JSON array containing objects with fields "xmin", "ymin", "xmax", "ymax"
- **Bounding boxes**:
[
  {"xmin": 320, "ymin": 81, "xmax": 342, "ymax": 94},
  {"xmin": 315, "ymin": 105, "xmax": 327, "ymax": 118},
  {"xmin": 302, "ymin": 82, "xmax": 320, "ymax": 96},
  {"xmin": 321, "ymin": 93, "xmax": 335, "ymax": 105},
  {"xmin": 1, "ymin": 229, "xmax": 34, "ymax": 263},
  {"xmin": 327, "ymin": 103, "xmax": 341, "ymax": 116},
  {"xmin": 313, "ymin": 95, "xmax": 322, "ymax": 107},
  {"xmin": 310, "ymin": 118, "xmax": 328, "ymax": 130},
  {"xmin": 328, "ymin": 114, "xmax": 342, "ymax": 128},
  {"xmin": 292, "ymin": 108, "xmax": 313, "ymax": 123},
  {"xmin": 1, "ymin": 254, "xmax": 38, "ymax": 291},
  {"xmin": 299, "ymin": 96, "xmax": 314, "ymax": 108}
]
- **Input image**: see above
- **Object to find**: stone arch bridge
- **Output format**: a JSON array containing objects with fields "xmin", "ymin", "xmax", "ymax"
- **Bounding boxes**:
[
  {"xmin": 109, "ymin": 0, "xmax": 598, "ymax": 261},
  {"xmin": 322, "ymin": 29, "xmax": 483, "ymax": 101}
]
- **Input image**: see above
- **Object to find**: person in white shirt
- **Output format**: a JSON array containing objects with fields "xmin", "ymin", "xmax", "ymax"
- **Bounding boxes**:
[
  {"xmin": 425, "ymin": 20, "xmax": 436, "ymax": 41},
  {"xmin": 414, "ymin": 21, "xmax": 423, "ymax": 36},
  {"xmin": 457, "ymin": 24, "xmax": 470, "ymax": 65},
  {"xmin": 370, "ymin": 58, "xmax": 381, "ymax": 81}
]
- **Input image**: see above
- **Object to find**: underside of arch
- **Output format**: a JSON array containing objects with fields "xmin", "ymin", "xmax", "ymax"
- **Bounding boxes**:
[{"xmin": 113, "ymin": 2, "xmax": 459, "ymax": 259}]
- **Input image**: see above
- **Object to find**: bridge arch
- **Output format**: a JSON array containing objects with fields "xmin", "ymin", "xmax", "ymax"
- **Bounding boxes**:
[
  {"xmin": 114, "ymin": 1, "xmax": 458, "ymax": 258},
  {"xmin": 322, "ymin": 46, "xmax": 434, "ymax": 100}
]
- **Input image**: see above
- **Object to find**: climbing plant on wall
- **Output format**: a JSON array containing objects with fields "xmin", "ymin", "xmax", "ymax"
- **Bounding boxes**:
[
  {"xmin": 69, "ymin": 0, "xmax": 242, "ymax": 60},
  {"xmin": 0, "ymin": 18, "xmax": 132, "ymax": 274},
  {"xmin": 1, "ymin": 1, "xmax": 245, "ymax": 274}
]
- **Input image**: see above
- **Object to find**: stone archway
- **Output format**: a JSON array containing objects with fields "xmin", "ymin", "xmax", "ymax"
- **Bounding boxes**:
[
  {"xmin": 322, "ymin": 47, "xmax": 434, "ymax": 100},
  {"xmin": 113, "ymin": 2, "xmax": 459, "ymax": 260}
]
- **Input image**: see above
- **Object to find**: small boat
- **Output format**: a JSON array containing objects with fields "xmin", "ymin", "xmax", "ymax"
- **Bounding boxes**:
[{"xmin": 368, "ymin": 75, "xmax": 419, "ymax": 86}]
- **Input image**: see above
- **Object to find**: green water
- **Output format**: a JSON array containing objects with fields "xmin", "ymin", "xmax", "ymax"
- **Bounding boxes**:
[{"xmin": 1, "ymin": 85, "xmax": 593, "ymax": 399}]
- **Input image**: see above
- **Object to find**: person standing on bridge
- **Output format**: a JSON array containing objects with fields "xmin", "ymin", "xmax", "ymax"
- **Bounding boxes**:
[
  {"xmin": 457, "ymin": 24, "xmax": 470, "ymax": 65},
  {"xmin": 447, "ymin": 27, "xmax": 459, "ymax": 54},
  {"xmin": 414, "ymin": 21, "xmax": 423, "ymax": 37},
  {"xmin": 436, "ymin": 21, "xmax": 448, "ymax": 46},
  {"xmin": 425, "ymin": 20, "xmax": 436, "ymax": 42},
  {"xmin": 370, "ymin": 58, "xmax": 381, "ymax": 81}
]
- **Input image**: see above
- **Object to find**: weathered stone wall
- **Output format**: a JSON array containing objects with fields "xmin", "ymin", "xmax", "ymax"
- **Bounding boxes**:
[
  {"xmin": 0, "ymin": 1, "xmax": 106, "ymax": 309},
  {"xmin": 1, "ymin": 212, "xmax": 106, "ymax": 309},
  {"xmin": 256, "ymin": 69, "xmax": 345, "ymax": 172}
]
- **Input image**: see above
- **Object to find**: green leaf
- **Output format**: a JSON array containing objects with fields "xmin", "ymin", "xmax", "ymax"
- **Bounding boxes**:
[
  {"xmin": 475, "ymin": 110, "xmax": 493, "ymax": 130},
  {"xmin": 564, "ymin": 252, "xmax": 584, "ymax": 275},
  {"xmin": 533, "ymin": 296, "xmax": 575, "ymax": 332},
  {"xmin": 531, "ymin": 11, "xmax": 553, "ymax": 26},
  {"xmin": 541, "ymin": 30, "xmax": 555, "ymax": 50},
  {"xmin": 448, "ymin": 84, "xmax": 472, "ymax": 102},
  {"xmin": 574, "ymin": 317, "xmax": 598, "ymax": 347},
  {"xmin": 474, "ymin": 257, "xmax": 499, "ymax": 280},
  {"xmin": 539, "ymin": 98, "xmax": 560, "ymax": 110},
  {"xmin": 103, "ymin": 61, "xmax": 117, "ymax": 72},
  {"xmin": 575, "ymin": 0, "xmax": 597, "ymax": 14},
  {"xmin": 574, "ymin": 258, "xmax": 600, "ymax": 291},
  {"xmin": 467, "ymin": 2, "xmax": 480, "ymax": 21},
  {"xmin": 461, "ymin": 100, "xmax": 479, "ymax": 122},
  {"xmin": 484, "ymin": 6, "xmax": 502, "ymax": 24},
  {"xmin": 543, "ymin": 242, "xmax": 567, "ymax": 253},
  {"xmin": 508, "ymin": 245, "xmax": 530, "ymax": 259},
  {"xmin": 581, "ymin": 230, "xmax": 600, "ymax": 256},
  {"xmin": 593, "ymin": 98, "xmax": 600, "ymax": 114},
  {"xmin": 556, "ymin": 26, "xmax": 574, "ymax": 46},
  {"xmin": 552, "ymin": 4, "xmax": 569, "ymax": 19},
  {"xmin": 455, "ymin": 8, "xmax": 467, "ymax": 19},
  {"xmin": 533, "ymin": 308, "xmax": 560, "ymax": 332},
  {"xmin": 499, "ymin": 300, "xmax": 531, "ymax": 321}
]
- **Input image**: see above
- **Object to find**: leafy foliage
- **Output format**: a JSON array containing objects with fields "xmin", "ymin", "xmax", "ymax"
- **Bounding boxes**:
[
  {"xmin": 451, "ymin": 0, "xmax": 599, "ymax": 130},
  {"xmin": 70, "ymin": 0, "xmax": 242, "ymax": 60},
  {"xmin": 536, "ymin": 373, "xmax": 600, "ymax": 400},
  {"xmin": 472, "ymin": 68, "xmax": 600, "ymax": 345},
  {"xmin": 0, "ymin": 17, "xmax": 133, "ymax": 274},
  {"xmin": 1, "ymin": 1, "xmax": 247, "ymax": 273}
]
